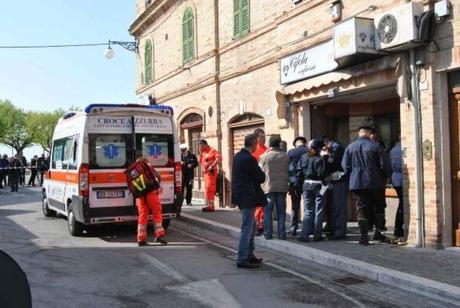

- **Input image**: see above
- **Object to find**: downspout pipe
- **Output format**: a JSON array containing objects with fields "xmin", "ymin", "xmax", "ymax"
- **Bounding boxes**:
[{"xmin": 409, "ymin": 48, "xmax": 425, "ymax": 247}]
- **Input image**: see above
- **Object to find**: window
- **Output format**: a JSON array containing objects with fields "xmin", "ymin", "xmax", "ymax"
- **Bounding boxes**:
[
  {"xmin": 145, "ymin": 0, "xmax": 152, "ymax": 8},
  {"xmin": 51, "ymin": 136, "xmax": 78, "ymax": 170},
  {"xmin": 136, "ymin": 134, "xmax": 174, "ymax": 167},
  {"xmin": 233, "ymin": 0, "xmax": 250, "ymax": 39},
  {"xmin": 145, "ymin": 40, "xmax": 153, "ymax": 85},
  {"xmin": 89, "ymin": 134, "xmax": 133, "ymax": 169},
  {"xmin": 182, "ymin": 8, "xmax": 195, "ymax": 64}
]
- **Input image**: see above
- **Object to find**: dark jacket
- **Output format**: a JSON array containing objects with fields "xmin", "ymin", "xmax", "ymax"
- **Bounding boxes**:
[
  {"xmin": 341, "ymin": 136, "xmax": 389, "ymax": 190},
  {"xmin": 296, "ymin": 153, "xmax": 330, "ymax": 189},
  {"xmin": 231, "ymin": 148, "xmax": 266, "ymax": 208},
  {"xmin": 390, "ymin": 142, "xmax": 403, "ymax": 188},
  {"xmin": 181, "ymin": 151, "xmax": 198, "ymax": 181},
  {"xmin": 287, "ymin": 145, "xmax": 308, "ymax": 184}
]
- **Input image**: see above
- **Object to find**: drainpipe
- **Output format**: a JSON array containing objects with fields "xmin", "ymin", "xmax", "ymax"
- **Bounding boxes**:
[
  {"xmin": 214, "ymin": 0, "xmax": 224, "ymax": 207},
  {"xmin": 409, "ymin": 48, "xmax": 425, "ymax": 247}
]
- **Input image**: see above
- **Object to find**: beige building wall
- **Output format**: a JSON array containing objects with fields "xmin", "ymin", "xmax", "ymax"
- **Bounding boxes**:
[{"xmin": 131, "ymin": 0, "xmax": 460, "ymax": 247}]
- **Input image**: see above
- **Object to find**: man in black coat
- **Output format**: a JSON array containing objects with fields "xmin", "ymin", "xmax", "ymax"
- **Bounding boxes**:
[
  {"xmin": 180, "ymin": 144, "xmax": 198, "ymax": 206},
  {"xmin": 342, "ymin": 126, "xmax": 390, "ymax": 245},
  {"xmin": 232, "ymin": 133, "xmax": 266, "ymax": 269}
]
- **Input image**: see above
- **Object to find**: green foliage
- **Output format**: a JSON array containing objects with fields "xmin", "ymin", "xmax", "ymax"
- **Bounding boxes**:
[
  {"xmin": 0, "ymin": 99, "xmax": 70, "ymax": 154},
  {"xmin": 28, "ymin": 109, "xmax": 65, "ymax": 153}
]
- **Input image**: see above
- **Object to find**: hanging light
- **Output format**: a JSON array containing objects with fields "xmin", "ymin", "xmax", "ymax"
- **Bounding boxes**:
[{"xmin": 104, "ymin": 40, "xmax": 115, "ymax": 59}]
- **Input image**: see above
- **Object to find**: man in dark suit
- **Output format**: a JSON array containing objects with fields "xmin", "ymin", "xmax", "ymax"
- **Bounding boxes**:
[
  {"xmin": 232, "ymin": 133, "xmax": 266, "ymax": 269},
  {"xmin": 180, "ymin": 144, "xmax": 198, "ymax": 206},
  {"xmin": 342, "ymin": 125, "xmax": 390, "ymax": 246}
]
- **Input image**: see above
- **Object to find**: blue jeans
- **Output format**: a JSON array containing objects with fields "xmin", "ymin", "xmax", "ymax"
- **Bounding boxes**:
[
  {"xmin": 264, "ymin": 192, "xmax": 287, "ymax": 240},
  {"xmin": 289, "ymin": 184, "xmax": 302, "ymax": 232},
  {"xmin": 237, "ymin": 207, "xmax": 256, "ymax": 264},
  {"xmin": 331, "ymin": 180, "xmax": 348, "ymax": 238},
  {"xmin": 300, "ymin": 182, "xmax": 325, "ymax": 240}
]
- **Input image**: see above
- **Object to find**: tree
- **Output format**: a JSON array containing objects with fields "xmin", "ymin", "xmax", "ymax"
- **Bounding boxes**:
[
  {"xmin": 0, "ymin": 100, "xmax": 35, "ymax": 154},
  {"xmin": 28, "ymin": 110, "xmax": 65, "ymax": 153}
]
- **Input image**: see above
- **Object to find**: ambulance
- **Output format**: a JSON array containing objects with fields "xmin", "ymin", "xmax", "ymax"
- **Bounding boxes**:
[{"xmin": 42, "ymin": 104, "xmax": 183, "ymax": 236}]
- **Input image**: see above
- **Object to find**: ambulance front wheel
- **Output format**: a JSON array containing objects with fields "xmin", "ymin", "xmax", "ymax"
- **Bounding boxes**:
[
  {"xmin": 162, "ymin": 219, "xmax": 170, "ymax": 230},
  {"xmin": 67, "ymin": 204, "xmax": 84, "ymax": 236}
]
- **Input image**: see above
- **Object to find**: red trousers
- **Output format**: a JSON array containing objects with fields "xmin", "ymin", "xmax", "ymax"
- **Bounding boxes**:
[
  {"xmin": 204, "ymin": 172, "xmax": 218, "ymax": 202},
  {"xmin": 136, "ymin": 190, "xmax": 164, "ymax": 242},
  {"xmin": 255, "ymin": 206, "xmax": 264, "ymax": 229}
]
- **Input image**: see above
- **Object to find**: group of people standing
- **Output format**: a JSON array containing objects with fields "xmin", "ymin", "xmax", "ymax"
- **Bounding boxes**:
[
  {"xmin": 0, "ymin": 153, "xmax": 49, "ymax": 192},
  {"xmin": 232, "ymin": 126, "xmax": 404, "ymax": 268}
]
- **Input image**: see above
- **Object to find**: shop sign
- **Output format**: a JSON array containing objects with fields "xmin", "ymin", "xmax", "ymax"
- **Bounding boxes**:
[
  {"xmin": 334, "ymin": 17, "xmax": 379, "ymax": 59},
  {"xmin": 280, "ymin": 40, "xmax": 338, "ymax": 85}
]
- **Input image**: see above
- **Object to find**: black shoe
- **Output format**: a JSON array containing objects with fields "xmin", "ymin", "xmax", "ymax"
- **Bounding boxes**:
[
  {"xmin": 372, "ymin": 231, "xmax": 387, "ymax": 242},
  {"xmin": 236, "ymin": 262, "xmax": 259, "ymax": 269},
  {"xmin": 248, "ymin": 256, "xmax": 263, "ymax": 264},
  {"xmin": 288, "ymin": 230, "xmax": 297, "ymax": 236},
  {"xmin": 297, "ymin": 237, "xmax": 309, "ymax": 243},
  {"xmin": 138, "ymin": 241, "xmax": 148, "ymax": 247},
  {"xmin": 202, "ymin": 207, "xmax": 215, "ymax": 212},
  {"xmin": 327, "ymin": 235, "xmax": 346, "ymax": 241},
  {"xmin": 359, "ymin": 239, "xmax": 370, "ymax": 246},
  {"xmin": 313, "ymin": 236, "xmax": 324, "ymax": 242},
  {"xmin": 155, "ymin": 237, "xmax": 168, "ymax": 245},
  {"xmin": 187, "ymin": 203, "xmax": 192, "ymax": 206},
  {"xmin": 255, "ymin": 229, "xmax": 264, "ymax": 237}
]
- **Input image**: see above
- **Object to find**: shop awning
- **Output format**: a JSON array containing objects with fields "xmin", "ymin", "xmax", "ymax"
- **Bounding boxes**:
[{"xmin": 277, "ymin": 55, "xmax": 401, "ymax": 97}]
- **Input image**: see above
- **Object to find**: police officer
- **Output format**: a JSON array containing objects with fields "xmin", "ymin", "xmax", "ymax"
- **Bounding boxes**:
[
  {"xmin": 296, "ymin": 139, "xmax": 331, "ymax": 242},
  {"xmin": 180, "ymin": 144, "xmax": 198, "ymax": 206},
  {"xmin": 342, "ymin": 125, "xmax": 390, "ymax": 246},
  {"xmin": 28, "ymin": 155, "xmax": 38, "ymax": 186},
  {"xmin": 323, "ymin": 136, "xmax": 348, "ymax": 240},
  {"xmin": 287, "ymin": 137, "xmax": 308, "ymax": 236},
  {"xmin": 9, "ymin": 155, "xmax": 20, "ymax": 192}
]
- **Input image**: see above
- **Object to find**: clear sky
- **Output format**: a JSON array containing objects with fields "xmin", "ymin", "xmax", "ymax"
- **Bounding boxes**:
[{"xmin": 0, "ymin": 1, "xmax": 138, "ymax": 159}]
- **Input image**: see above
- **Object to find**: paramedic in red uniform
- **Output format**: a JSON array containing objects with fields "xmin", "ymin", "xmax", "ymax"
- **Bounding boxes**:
[
  {"xmin": 133, "ymin": 158, "xmax": 167, "ymax": 246},
  {"xmin": 252, "ymin": 128, "xmax": 268, "ymax": 235},
  {"xmin": 199, "ymin": 139, "xmax": 222, "ymax": 212}
]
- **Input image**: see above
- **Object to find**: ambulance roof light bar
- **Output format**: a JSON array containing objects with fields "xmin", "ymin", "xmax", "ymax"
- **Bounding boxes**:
[{"xmin": 84, "ymin": 104, "xmax": 174, "ymax": 115}]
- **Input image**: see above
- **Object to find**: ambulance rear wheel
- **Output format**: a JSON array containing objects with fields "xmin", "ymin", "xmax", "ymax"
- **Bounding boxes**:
[
  {"xmin": 67, "ymin": 204, "xmax": 84, "ymax": 236},
  {"xmin": 162, "ymin": 219, "xmax": 170, "ymax": 230},
  {"xmin": 42, "ymin": 194, "xmax": 56, "ymax": 218}
]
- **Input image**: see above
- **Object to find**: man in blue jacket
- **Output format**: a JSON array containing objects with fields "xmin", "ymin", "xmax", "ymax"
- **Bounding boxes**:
[
  {"xmin": 232, "ymin": 133, "xmax": 267, "ymax": 268},
  {"xmin": 342, "ymin": 125, "xmax": 390, "ymax": 246},
  {"xmin": 390, "ymin": 140, "xmax": 404, "ymax": 241}
]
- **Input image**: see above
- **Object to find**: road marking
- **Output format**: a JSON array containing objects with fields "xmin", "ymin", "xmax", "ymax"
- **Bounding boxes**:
[
  {"xmin": 141, "ymin": 253, "xmax": 189, "ymax": 283},
  {"xmin": 171, "ymin": 226, "xmax": 366, "ymax": 308},
  {"xmin": 142, "ymin": 253, "xmax": 242, "ymax": 308}
]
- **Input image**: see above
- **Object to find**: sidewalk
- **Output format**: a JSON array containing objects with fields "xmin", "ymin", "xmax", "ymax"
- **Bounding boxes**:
[{"xmin": 179, "ymin": 205, "xmax": 460, "ymax": 305}]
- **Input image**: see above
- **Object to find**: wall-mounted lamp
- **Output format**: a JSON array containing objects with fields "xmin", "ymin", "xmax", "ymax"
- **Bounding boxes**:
[
  {"xmin": 104, "ymin": 40, "xmax": 138, "ymax": 59},
  {"xmin": 330, "ymin": 0, "xmax": 342, "ymax": 23},
  {"xmin": 327, "ymin": 86, "xmax": 339, "ymax": 98}
]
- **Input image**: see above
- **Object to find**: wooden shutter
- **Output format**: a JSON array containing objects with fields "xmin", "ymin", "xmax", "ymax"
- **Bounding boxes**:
[
  {"xmin": 233, "ymin": 0, "xmax": 240, "ymax": 38},
  {"xmin": 144, "ymin": 40, "xmax": 152, "ymax": 84},
  {"xmin": 241, "ymin": 0, "xmax": 250, "ymax": 35},
  {"xmin": 183, "ymin": 8, "xmax": 194, "ymax": 64}
]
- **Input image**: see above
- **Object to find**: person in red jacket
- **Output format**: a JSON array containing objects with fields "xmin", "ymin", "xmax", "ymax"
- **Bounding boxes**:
[
  {"xmin": 127, "ymin": 157, "xmax": 167, "ymax": 246},
  {"xmin": 252, "ymin": 128, "xmax": 268, "ymax": 235},
  {"xmin": 199, "ymin": 139, "xmax": 222, "ymax": 212}
]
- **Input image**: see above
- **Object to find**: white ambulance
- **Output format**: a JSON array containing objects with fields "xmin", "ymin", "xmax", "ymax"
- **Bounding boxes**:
[{"xmin": 42, "ymin": 104, "xmax": 183, "ymax": 236}]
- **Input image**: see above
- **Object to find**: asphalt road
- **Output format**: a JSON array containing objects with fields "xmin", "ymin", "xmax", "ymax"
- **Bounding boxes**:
[{"xmin": 0, "ymin": 187, "xmax": 446, "ymax": 308}]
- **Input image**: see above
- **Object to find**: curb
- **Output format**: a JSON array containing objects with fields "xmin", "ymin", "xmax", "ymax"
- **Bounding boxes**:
[{"xmin": 180, "ymin": 212, "xmax": 460, "ymax": 306}]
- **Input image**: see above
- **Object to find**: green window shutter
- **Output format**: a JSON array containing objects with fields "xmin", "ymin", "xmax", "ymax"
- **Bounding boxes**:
[
  {"xmin": 144, "ymin": 40, "xmax": 153, "ymax": 84},
  {"xmin": 183, "ymin": 8, "xmax": 195, "ymax": 64},
  {"xmin": 241, "ymin": 0, "xmax": 250, "ymax": 35},
  {"xmin": 233, "ymin": 0, "xmax": 240, "ymax": 38}
]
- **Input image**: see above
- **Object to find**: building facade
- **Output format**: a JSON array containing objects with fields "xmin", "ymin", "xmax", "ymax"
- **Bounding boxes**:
[{"xmin": 130, "ymin": 0, "xmax": 460, "ymax": 248}]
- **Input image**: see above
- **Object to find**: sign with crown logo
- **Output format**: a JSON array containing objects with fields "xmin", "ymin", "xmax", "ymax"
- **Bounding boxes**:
[{"xmin": 334, "ymin": 17, "xmax": 379, "ymax": 60}]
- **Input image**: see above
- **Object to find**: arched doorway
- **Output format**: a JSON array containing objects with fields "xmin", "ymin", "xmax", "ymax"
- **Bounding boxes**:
[
  {"xmin": 228, "ymin": 113, "xmax": 265, "ymax": 157},
  {"xmin": 180, "ymin": 112, "xmax": 204, "ymax": 200}
]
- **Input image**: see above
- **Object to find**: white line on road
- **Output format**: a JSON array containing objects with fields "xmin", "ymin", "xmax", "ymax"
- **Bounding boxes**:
[
  {"xmin": 141, "ymin": 253, "xmax": 189, "ymax": 284},
  {"xmin": 171, "ymin": 226, "xmax": 367, "ymax": 308}
]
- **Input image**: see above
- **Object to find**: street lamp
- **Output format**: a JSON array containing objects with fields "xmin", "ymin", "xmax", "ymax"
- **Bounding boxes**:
[{"xmin": 104, "ymin": 40, "xmax": 138, "ymax": 59}]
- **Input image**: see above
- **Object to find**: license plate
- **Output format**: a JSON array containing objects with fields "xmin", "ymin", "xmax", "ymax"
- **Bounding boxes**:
[{"xmin": 96, "ymin": 190, "xmax": 125, "ymax": 199}]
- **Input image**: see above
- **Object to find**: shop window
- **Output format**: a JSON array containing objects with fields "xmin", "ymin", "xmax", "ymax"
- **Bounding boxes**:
[
  {"xmin": 144, "ymin": 40, "xmax": 153, "ymax": 85},
  {"xmin": 183, "ymin": 8, "xmax": 195, "ymax": 64},
  {"xmin": 233, "ymin": 0, "xmax": 250, "ymax": 39}
]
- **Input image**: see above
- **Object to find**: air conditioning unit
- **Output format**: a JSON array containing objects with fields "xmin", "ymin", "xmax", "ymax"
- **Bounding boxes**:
[{"xmin": 374, "ymin": 2, "xmax": 424, "ymax": 51}]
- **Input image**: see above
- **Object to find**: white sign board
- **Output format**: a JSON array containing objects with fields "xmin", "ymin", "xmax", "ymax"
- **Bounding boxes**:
[
  {"xmin": 87, "ymin": 116, "xmax": 172, "ymax": 134},
  {"xmin": 280, "ymin": 40, "xmax": 338, "ymax": 85},
  {"xmin": 334, "ymin": 17, "xmax": 378, "ymax": 59}
]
